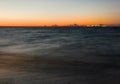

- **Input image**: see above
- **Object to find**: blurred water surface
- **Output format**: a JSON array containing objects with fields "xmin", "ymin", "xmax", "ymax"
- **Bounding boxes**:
[{"xmin": 0, "ymin": 27, "xmax": 120, "ymax": 84}]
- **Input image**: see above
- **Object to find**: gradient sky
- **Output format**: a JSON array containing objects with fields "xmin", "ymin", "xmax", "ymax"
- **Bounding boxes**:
[{"xmin": 0, "ymin": 0, "xmax": 120, "ymax": 26}]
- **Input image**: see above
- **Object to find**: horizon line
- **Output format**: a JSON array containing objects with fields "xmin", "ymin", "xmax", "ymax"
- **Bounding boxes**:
[
  {"xmin": 0, "ymin": 24, "xmax": 120, "ymax": 27},
  {"xmin": 0, "ymin": 25, "xmax": 120, "ymax": 28}
]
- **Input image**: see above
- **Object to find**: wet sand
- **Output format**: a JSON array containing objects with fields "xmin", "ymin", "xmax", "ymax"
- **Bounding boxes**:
[{"xmin": 0, "ymin": 53, "xmax": 120, "ymax": 84}]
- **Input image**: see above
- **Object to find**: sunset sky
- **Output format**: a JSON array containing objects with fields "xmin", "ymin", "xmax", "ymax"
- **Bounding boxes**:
[{"xmin": 0, "ymin": 0, "xmax": 120, "ymax": 26}]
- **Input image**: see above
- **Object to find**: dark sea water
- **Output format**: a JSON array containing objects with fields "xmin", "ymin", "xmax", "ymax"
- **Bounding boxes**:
[{"xmin": 0, "ymin": 27, "xmax": 120, "ymax": 84}]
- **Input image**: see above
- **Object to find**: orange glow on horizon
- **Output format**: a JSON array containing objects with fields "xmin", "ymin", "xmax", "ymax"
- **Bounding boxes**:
[{"xmin": 0, "ymin": 17, "xmax": 119, "ymax": 26}]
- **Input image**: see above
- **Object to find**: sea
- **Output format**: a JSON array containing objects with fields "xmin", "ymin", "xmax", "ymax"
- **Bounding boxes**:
[{"xmin": 0, "ymin": 27, "xmax": 120, "ymax": 84}]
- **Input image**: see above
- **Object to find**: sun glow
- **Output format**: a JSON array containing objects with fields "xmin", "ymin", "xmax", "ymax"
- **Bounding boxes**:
[{"xmin": 0, "ymin": 0, "xmax": 120, "ymax": 26}]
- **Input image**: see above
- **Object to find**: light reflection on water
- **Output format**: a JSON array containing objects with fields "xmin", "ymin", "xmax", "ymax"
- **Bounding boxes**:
[{"xmin": 0, "ymin": 53, "xmax": 120, "ymax": 84}]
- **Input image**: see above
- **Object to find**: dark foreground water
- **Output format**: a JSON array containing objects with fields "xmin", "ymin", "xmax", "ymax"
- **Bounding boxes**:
[{"xmin": 0, "ymin": 27, "xmax": 120, "ymax": 84}]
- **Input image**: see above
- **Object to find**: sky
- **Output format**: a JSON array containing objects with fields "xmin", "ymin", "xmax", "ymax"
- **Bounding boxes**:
[{"xmin": 0, "ymin": 0, "xmax": 120, "ymax": 26}]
